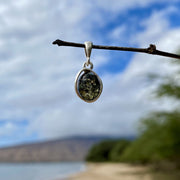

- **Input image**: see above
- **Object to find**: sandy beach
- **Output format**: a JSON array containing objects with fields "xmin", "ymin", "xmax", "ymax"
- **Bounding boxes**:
[
  {"xmin": 67, "ymin": 163, "xmax": 151, "ymax": 180},
  {"xmin": 65, "ymin": 163, "xmax": 180, "ymax": 180}
]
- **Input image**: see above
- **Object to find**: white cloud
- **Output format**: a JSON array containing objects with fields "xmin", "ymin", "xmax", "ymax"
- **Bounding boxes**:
[
  {"xmin": 132, "ymin": 6, "xmax": 178, "ymax": 46},
  {"xmin": 109, "ymin": 25, "xmax": 127, "ymax": 42},
  {"xmin": 0, "ymin": 122, "xmax": 17, "ymax": 137}
]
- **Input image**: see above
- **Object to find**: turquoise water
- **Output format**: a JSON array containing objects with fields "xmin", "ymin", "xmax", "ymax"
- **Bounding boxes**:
[{"xmin": 0, "ymin": 162, "xmax": 85, "ymax": 180}]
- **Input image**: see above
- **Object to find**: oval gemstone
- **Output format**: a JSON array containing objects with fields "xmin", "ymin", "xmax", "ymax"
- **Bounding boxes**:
[{"xmin": 77, "ymin": 70, "xmax": 102, "ymax": 101}]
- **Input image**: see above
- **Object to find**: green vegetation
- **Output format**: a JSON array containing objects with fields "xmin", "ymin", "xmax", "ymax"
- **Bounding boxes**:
[
  {"xmin": 86, "ymin": 56, "xmax": 180, "ymax": 170},
  {"xmin": 109, "ymin": 140, "xmax": 131, "ymax": 161},
  {"xmin": 86, "ymin": 140, "xmax": 130, "ymax": 162},
  {"xmin": 121, "ymin": 111, "xmax": 180, "ymax": 166},
  {"xmin": 86, "ymin": 112, "xmax": 180, "ymax": 167}
]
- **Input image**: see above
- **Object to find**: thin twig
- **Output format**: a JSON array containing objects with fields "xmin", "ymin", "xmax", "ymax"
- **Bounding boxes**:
[{"xmin": 52, "ymin": 39, "xmax": 180, "ymax": 59}]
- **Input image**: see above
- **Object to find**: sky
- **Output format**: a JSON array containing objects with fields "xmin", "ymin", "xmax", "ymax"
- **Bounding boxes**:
[{"xmin": 0, "ymin": 0, "xmax": 180, "ymax": 147}]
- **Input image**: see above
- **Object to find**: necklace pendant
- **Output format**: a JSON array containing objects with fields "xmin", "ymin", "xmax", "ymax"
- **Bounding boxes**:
[
  {"xmin": 75, "ymin": 68, "xmax": 103, "ymax": 103},
  {"xmin": 75, "ymin": 41, "xmax": 103, "ymax": 103}
]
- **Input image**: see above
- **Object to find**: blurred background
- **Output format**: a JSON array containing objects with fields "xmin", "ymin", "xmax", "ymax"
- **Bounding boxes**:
[{"xmin": 0, "ymin": 0, "xmax": 180, "ymax": 180}]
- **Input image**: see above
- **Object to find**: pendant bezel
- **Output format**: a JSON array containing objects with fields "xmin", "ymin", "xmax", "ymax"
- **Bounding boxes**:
[{"xmin": 75, "ymin": 68, "xmax": 103, "ymax": 103}]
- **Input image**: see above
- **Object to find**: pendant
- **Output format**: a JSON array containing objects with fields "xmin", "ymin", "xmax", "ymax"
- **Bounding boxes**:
[
  {"xmin": 75, "ymin": 68, "xmax": 103, "ymax": 103},
  {"xmin": 75, "ymin": 41, "xmax": 103, "ymax": 103}
]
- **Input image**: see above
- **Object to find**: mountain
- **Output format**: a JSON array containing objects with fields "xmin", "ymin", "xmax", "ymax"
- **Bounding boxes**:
[{"xmin": 0, "ymin": 136, "xmax": 132, "ymax": 162}]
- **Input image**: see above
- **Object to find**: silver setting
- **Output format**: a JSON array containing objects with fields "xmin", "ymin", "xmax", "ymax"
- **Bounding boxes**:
[
  {"xmin": 84, "ymin": 41, "xmax": 93, "ymax": 62},
  {"xmin": 75, "ymin": 68, "xmax": 103, "ymax": 103},
  {"xmin": 84, "ymin": 41, "xmax": 93, "ymax": 68}
]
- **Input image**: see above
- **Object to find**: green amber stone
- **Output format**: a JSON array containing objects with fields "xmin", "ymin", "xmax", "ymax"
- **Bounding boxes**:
[{"xmin": 77, "ymin": 70, "xmax": 102, "ymax": 101}]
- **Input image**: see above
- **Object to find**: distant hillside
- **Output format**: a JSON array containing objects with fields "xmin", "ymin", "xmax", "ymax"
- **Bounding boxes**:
[{"xmin": 0, "ymin": 136, "xmax": 133, "ymax": 162}]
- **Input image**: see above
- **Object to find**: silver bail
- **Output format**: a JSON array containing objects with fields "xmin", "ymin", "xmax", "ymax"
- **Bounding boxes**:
[{"xmin": 84, "ymin": 41, "xmax": 93, "ymax": 59}]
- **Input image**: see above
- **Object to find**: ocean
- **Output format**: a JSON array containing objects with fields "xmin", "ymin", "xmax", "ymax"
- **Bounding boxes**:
[{"xmin": 0, "ymin": 162, "xmax": 85, "ymax": 180}]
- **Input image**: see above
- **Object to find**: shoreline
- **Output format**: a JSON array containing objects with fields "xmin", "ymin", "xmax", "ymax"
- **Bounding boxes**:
[
  {"xmin": 65, "ymin": 163, "xmax": 180, "ymax": 180},
  {"xmin": 66, "ymin": 163, "xmax": 150, "ymax": 180}
]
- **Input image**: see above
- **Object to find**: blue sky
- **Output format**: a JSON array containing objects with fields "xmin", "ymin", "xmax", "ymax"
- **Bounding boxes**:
[{"xmin": 0, "ymin": 0, "xmax": 180, "ymax": 147}]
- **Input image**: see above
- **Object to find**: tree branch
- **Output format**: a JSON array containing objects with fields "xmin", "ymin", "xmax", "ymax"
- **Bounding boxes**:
[{"xmin": 52, "ymin": 39, "xmax": 180, "ymax": 59}]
